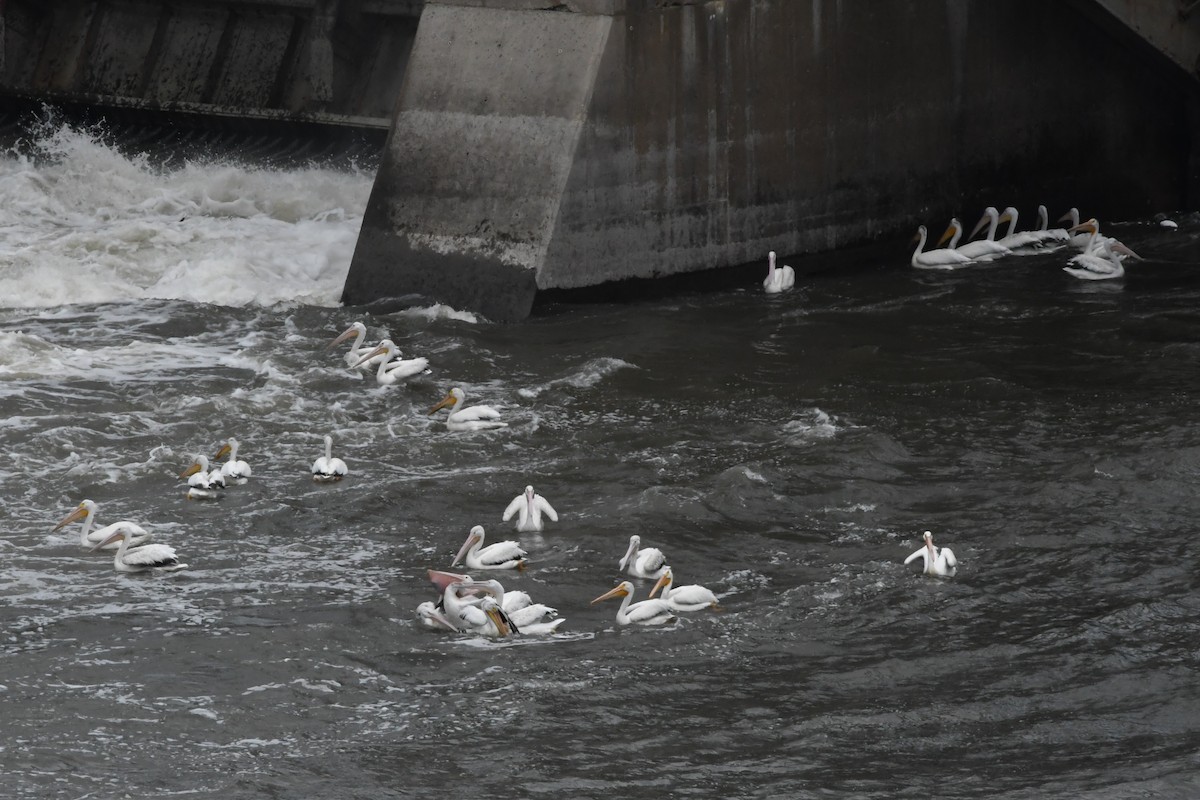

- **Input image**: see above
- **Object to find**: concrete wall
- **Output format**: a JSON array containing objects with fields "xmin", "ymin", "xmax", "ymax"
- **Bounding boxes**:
[
  {"xmin": 344, "ymin": 0, "xmax": 1198, "ymax": 320},
  {"xmin": 0, "ymin": 0, "xmax": 421, "ymax": 125}
]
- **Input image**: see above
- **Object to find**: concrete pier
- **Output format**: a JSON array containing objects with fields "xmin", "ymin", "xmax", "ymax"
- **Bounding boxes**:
[{"xmin": 344, "ymin": 0, "xmax": 1200, "ymax": 320}]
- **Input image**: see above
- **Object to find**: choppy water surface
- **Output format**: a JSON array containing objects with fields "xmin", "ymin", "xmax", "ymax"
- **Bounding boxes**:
[{"xmin": 3, "ymin": 123, "xmax": 1200, "ymax": 799}]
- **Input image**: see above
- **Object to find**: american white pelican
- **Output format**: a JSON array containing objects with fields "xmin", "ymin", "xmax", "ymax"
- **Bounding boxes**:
[
  {"xmin": 1160, "ymin": 219, "xmax": 1179, "ymax": 229},
  {"xmin": 1063, "ymin": 220, "xmax": 1142, "ymax": 280},
  {"xmin": 936, "ymin": 218, "xmax": 1009, "ymax": 262},
  {"xmin": 53, "ymin": 499, "xmax": 152, "ymax": 550},
  {"xmin": 327, "ymin": 321, "xmax": 386, "ymax": 368},
  {"xmin": 214, "ymin": 438, "xmax": 252, "ymax": 482},
  {"xmin": 618, "ymin": 534, "xmax": 668, "ymax": 579},
  {"xmin": 1034, "ymin": 205, "xmax": 1069, "ymax": 243},
  {"xmin": 995, "ymin": 207, "xmax": 1047, "ymax": 251},
  {"xmin": 763, "ymin": 250, "xmax": 795, "ymax": 293},
  {"xmin": 1064, "ymin": 239, "xmax": 1130, "ymax": 281},
  {"xmin": 1058, "ymin": 208, "xmax": 1094, "ymax": 249},
  {"xmin": 352, "ymin": 339, "xmax": 430, "ymax": 386},
  {"xmin": 911, "ymin": 225, "xmax": 970, "ymax": 269},
  {"xmin": 180, "ymin": 455, "xmax": 224, "ymax": 499},
  {"xmin": 502, "ymin": 485, "xmax": 558, "ymax": 532},
  {"xmin": 451, "ymin": 525, "xmax": 527, "ymax": 570},
  {"xmin": 591, "ymin": 580, "xmax": 677, "ymax": 626},
  {"xmin": 441, "ymin": 578, "xmax": 514, "ymax": 636},
  {"xmin": 428, "ymin": 387, "xmax": 507, "ymax": 432},
  {"xmin": 958, "ymin": 207, "xmax": 1014, "ymax": 259},
  {"xmin": 92, "ymin": 525, "xmax": 188, "ymax": 573},
  {"xmin": 904, "ymin": 530, "xmax": 957, "ymax": 577},
  {"xmin": 311, "ymin": 435, "xmax": 348, "ymax": 482},
  {"xmin": 416, "ymin": 600, "xmax": 459, "ymax": 632},
  {"xmin": 464, "ymin": 578, "xmax": 563, "ymax": 632},
  {"xmin": 649, "ymin": 567, "xmax": 720, "ymax": 612}
]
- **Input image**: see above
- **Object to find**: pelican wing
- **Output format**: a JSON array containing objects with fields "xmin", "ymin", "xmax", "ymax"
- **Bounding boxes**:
[
  {"xmin": 940, "ymin": 547, "xmax": 958, "ymax": 569},
  {"xmin": 455, "ymin": 404, "xmax": 502, "ymax": 422},
  {"xmin": 501, "ymin": 494, "xmax": 523, "ymax": 522},
  {"xmin": 903, "ymin": 548, "xmax": 927, "ymax": 567},
  {"xmin": 627, "ymin": 598, "xmax": 675, "ymax": 625},
  {"xmin": 669, "ymin": 584, "xmax": 718, "ymax": 608},
  {"xmin": 122, "ymin": 543, "xmax": 181, "ymax": 569},
  {"xmin": 478, "ymin": 540, "xmax": 527, "ymax": 566},
  {"xmin": 536, "ymin": 496, "xmax": 558, "ymax": 522}
]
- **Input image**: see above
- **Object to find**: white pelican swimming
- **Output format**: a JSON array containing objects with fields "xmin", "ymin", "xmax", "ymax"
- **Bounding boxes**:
[
  {"xmin": 936, "ymin": 217, "xmax": 1009, "ymax": 262},
  {"xmin": 441, "ymin": 578, "xmax": 515, "ymax": 636},
  {"xmin": 180, "ymin": 455, "xmax": 224, "ymax": 499},
  {"xmin": 1033, "ymin": 205, "xmax": 1069, "ymax": 243},
  {"xmin": 93, "ymin": 525, "xmax": 188, "ymax": 573},
  {"xmin": 466, "ymin": 578, "xmax": 565, "ymax": 634},
  {"xmin": 763, "ymin": 250, "xmax": 795, "ymax": 293},
  {"xmin": 911, "ymin": 225, "xmax": 970, "ymax": 269},
  {"xmin": 214, "ymin": 438, "xmax": 252, "ymax": 482},
  {"xmin": 649, "ymin": 567, "xmax": 720, "ymax": 612},
  {"xmin": 958, "ymin": 207, "xmax": 1014, "ymax": 260},
  {"xmin": 451, "ymin": 525, "xmax": 527, "ymax": 570},
  {"xmin": 352, "ymin": 338, "xmax": 430, "ymax": 386},
  {"xmin": 995, "ymin": 207, "xmax": 1047, "ymax": 251},
  {"xmin": 618, "ymin": 534, "xmax": 669, "ymax": 579},
  {"xmin": 311, "ymin": 434, "xmax": 348, "ymax": 482},
  {"xmin": 904, "ymin": 530, "xmax": 957, "ymax": 577},
  {"xmin": 53, "ymin": 499, "xmax": 152, "ymax": 550},
  {"xmin": 327, "ymin": 321, "xmax": 387, "ymax": 368},
  {"xmin": 592, "ymin": 580, "xmax": 677, "ymax": 626},
  {"xmin": 416, "ymin": 600, "xmax": 459, "ymax": 632},
  {"xmin": 1063, "ymin": 220, "xmax": 1142, "ymax": 280},
  {"xmin": 501, "ymin": 485, "xmax": 558, "ymax": 532},
  {"xmin": 1064, "ymin": 238, "xmax": 1129, "ymax": 280},
  {"xmin": 428, "ymin": 387, "xmax": 507, "ymax": 431},
  {"xmin": 1058, "ymin": 208, "xmax": 1094, "ymax": 249}
]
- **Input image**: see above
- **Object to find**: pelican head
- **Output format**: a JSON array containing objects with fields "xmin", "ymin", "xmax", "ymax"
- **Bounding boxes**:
[
  {"xmin": 91, "ymin": 528, "xmax": 128, "ymax": 552},
  {"xmin": 180, "ymin": 455, "xmax": 209, "ymax": 478},
  {"xmin": 480, "ymin": 596, "xmax": 513, "ymax": 637},
  {"xmin": 910, "ymin": 225, "xmax": 927, "ymax": 245},
  {"xmin": 429, "ymin": 388, "xmax": 464, "ymax": 415},
  {"xmin": 428, "ymin": 568, "xmax": 472, "ymax": 594},
  {"xmin": 618, "ymin": 534, "xmax": 642, "ymax": 572},
  {"xmin": 968, "ymin": 207, "xmax": 1000, "ymax": 240},
  {"xmin": 326, "ymin": 321, "xmax": 366, "ymax": 351},
  {"xmin": 649, "ymin": 567, "xmax": 675, "ymax": 599},
  {"xmin": 998, "ymin": 206, "xmax": 1018, "ymax": 225},
  {"xmin": 214, "ymin": 438, "xmax": 238, "ymax": 461},
  {"xmin": 768, "ymin": 250, "xmax": 777, "ymax": 268},
  {"xmin": 352, "ymin": 339, "xmax": 394, "ymax": 369},
  {"xmin": 1068, "ymin": 218, "xmax": 1099, "ymax": 235},
  {"xmin": 924, "ymin": 530, "xmax": 935, "ymax": 552},
  {"xmin": 451, "ymin": 525, "xmax": 486, "ymax": 567},
  {"xmin": 936, "ymin": 219, "xmax": 961, "ymax": 247},
  {"xmin": 591, "ymin": 581, "xmax": 633, "ymax": 605},
  {"xmin": 53, "ymin": 499, "xmax": 96, "ymax": 531}
]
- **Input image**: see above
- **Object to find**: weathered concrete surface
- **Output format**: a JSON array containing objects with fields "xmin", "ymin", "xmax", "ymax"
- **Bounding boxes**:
[
  {"xmin": 345, "ymin": 0, "xmax": 1198, "ymax": 320},
  {"xmin": 1078, "ymin": 0, "xmax": 1200, "ymax": 79},
  {"xmin": 0, "ymin": 0, "xmax": 421, "ymax": 126}
]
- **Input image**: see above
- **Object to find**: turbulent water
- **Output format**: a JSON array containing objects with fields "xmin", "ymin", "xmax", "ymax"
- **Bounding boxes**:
[{"xmin": 3, "ymin": 121, "xmax": 1200, "ymax": 799}]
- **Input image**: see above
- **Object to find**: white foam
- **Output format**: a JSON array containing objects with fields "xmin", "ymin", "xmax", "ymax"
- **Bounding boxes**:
[{"xmin": 0, "ymin": 120, "xmax": 372, "ymax": 310}]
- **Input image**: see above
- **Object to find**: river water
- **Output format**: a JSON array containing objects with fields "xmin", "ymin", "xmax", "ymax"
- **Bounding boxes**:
[{"xmin": 2, "ymin": 120, "xmax": 1199, "ymax": 799}]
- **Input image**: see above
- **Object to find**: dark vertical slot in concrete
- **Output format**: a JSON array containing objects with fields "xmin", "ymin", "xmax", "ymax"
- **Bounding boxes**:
[
  {"xmin": 200, "ymin": 8, "xmax": 236, "ymax": 105},
  {"xmin": 136, "ymin": 3, "xmax": 172, "ymax": 100},
  {"xmin": 270, "ymin": 11, "xmax": 305, "ymax": 110}
]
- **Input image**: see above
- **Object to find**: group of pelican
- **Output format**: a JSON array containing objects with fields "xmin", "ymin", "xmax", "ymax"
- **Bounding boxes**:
[
  {"xmin": 178, "ymin": 437, "xmax": 253, "ymax": 500},
  {"xmin": 328, "ymin": 322, "xmax": 507, "ymax": 431},
  {"xmin": 589, "ymin": 534, "xmax": 721, "ymax": 627},
  {"xmin": 910, "ymin": 205, "xmax": 1144, "ymax": 280},
  {"xmin": 53, "ymin": 499, "xmax": 188, "ymax": 574}
]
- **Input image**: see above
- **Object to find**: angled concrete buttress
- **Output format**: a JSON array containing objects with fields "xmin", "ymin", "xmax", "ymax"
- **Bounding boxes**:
[{"xmin": 344, "ymin": 0, "xmax": 1200, "ymax": 321}]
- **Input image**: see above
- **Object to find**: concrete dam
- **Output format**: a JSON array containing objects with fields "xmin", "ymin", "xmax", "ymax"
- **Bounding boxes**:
[{"xmin": 3, "ymin": 0, "xmax": 1199, "ymax": 320}]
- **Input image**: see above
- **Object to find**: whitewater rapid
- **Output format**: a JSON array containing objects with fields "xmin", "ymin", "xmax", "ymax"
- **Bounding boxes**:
[{"xmin": 0, "ymin": 120, "xmax": 374, "ymax": 309}]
